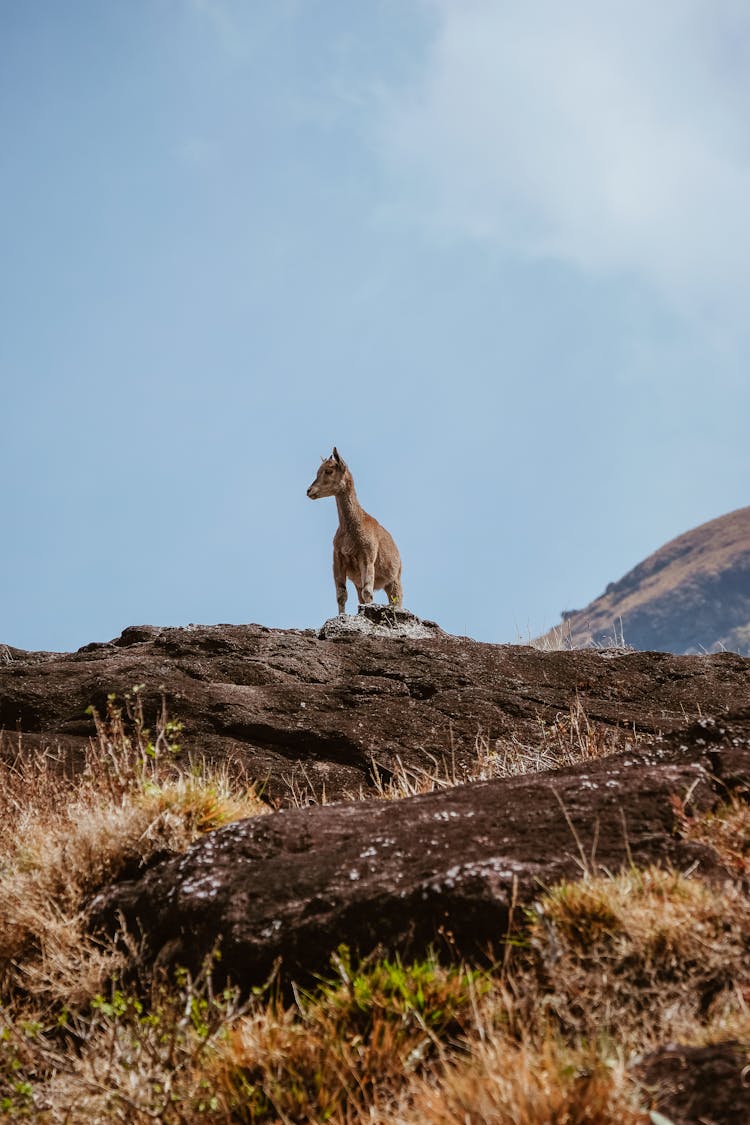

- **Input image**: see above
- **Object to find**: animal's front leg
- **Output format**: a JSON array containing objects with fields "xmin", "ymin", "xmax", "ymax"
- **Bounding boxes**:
[
  {"xmin": 360, "ymin": 558, "xmax": 375, "ymax": 604},
  {"xmin": 333, "ymin": 553, "xmax": 348, "ymax": 615}
]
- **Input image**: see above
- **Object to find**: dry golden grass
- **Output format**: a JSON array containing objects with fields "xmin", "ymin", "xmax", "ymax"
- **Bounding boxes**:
[
  {"xmin": 378, "ymin": 866, "xmax": 750, "ymax": 1125},
  {"xmin": 526, "ymin": 867, "xmax": 750, "ymax": 1049},
  {"xmin": 677, "ymin": 794, "xmax": 750, "ymax": 877},
  {"xmin": 1, "ymin": 691, "xmax": 749, "ymax": 1123},
  {"xmin": 384, "ymin": 1038, "xmax": 649, "ymax": 1125},
  {"xmin": 340, "ymin": 696, "xmax": 633, "ymax": 804},
  {"xmin": 6, "ymin": 859, "xmax": 748, "ymax": 1122},
  {"xmin": 213, "ymin": 951, "xmax": 488, "ymax": 1124},
  {"xmin": 0, "ymin": 692, "xmax": 265, "ymax": 1014}
]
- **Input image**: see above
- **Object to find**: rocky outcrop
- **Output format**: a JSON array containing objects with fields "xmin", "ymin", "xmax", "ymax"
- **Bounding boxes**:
[
  {"xmin": 539, "ymin": 505, "xmax": 750, "ymax": 655},
  {"xmin": 633, "ymin": 1042, "xmax": 750, "ymax": 1125},
  {"xmin": 4, "ymin": 613, "xmax": 750, "ymax": 1121},
  {"xmin": 1, "ymin": 613, "xmax": 749, "ymax": 803},
  {"xmin": 89, "ymin": 719, "xmax": 750, "ymax": 991}
]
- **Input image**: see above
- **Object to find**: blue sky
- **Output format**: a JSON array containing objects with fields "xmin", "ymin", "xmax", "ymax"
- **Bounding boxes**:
[{"xmin": 2, "ymin": 0, "xmax": 749, "ymax": 652}]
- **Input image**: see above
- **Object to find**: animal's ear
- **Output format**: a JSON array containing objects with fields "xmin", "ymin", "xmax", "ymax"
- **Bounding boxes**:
[{"xmin": 332, "ymin": 447, "xmax": 342, "ymax": 465}]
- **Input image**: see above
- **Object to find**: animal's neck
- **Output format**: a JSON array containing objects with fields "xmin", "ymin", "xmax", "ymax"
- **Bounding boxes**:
[{"xmin": 336, "ymin": 479, "xmax": 363, "ymax": 530}]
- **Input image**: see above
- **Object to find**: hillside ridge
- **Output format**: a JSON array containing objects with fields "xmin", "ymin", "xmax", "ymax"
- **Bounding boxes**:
[{"xmin": 541, "ymin": 504, "xmax": 750, "ymax": 654}]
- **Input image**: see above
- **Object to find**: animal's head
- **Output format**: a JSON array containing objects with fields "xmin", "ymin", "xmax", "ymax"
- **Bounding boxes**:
[{"xmin": 307, "ymin": 447, "xmax": 349, "ymax": 499}]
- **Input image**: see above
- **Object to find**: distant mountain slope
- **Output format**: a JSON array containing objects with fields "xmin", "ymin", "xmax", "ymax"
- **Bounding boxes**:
[{"xmin": 538, "ymin": 506, "xmax": 750, "ymax": 654}]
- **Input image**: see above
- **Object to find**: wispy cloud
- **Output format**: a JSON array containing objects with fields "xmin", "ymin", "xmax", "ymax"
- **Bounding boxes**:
[{"xmin": 379, "ymin": 1, "xmax": 750, "ymax": 329}]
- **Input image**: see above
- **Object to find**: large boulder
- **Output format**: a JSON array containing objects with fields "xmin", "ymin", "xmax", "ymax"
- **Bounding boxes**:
[
  {"xmin": 89, "ymin": 721, "xmax": 750, "ymax": 990},
  {"xmin": 633, "ymin": 1042, "xmax": 750, "ymax": 1125}
]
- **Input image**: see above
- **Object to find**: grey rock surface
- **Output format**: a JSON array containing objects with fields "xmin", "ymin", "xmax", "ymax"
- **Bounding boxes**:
[
  {"xmin": 1, "ymin": 620, "xmax": 749, "ymax": 803},
  {"xmin": 89, "ymin": 722, "xmax": 750, "ymax": 990}
]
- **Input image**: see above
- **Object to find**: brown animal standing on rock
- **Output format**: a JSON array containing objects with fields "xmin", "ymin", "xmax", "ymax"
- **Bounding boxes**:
[{"xmin": 307, "ymin": 448, "xmax": 403, "ymax": 614}]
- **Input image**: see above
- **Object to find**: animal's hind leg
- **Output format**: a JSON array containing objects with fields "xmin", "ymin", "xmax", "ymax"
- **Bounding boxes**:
[{"xmin": 384, "ymin": 579, "xmax": 403, "ymax": 608}]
